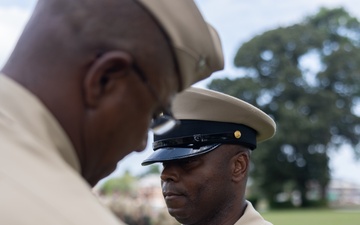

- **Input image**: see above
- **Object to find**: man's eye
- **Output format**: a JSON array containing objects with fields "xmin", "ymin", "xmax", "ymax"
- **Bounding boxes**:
[
  {"xmin": 162, "ymin": 157, "xmax": 201, "ymax": 169},
  {"xmin": 179, "ymin": 158, "xmax": 199, "ymax": 166},
  {"xmin": 183, "ymin": 158, "xmax": 196, "ymax": 164}
]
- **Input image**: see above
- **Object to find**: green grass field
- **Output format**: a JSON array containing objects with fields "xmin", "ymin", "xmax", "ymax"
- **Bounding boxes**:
[{"xmin": 260, "ymin": 209, "xmax": 360, "ymax": 225}]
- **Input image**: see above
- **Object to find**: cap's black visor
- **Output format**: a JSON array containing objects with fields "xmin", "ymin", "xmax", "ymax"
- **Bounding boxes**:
[{"xmin": 141, "ymin": 144, "xmax": 220, "ymax": 166}]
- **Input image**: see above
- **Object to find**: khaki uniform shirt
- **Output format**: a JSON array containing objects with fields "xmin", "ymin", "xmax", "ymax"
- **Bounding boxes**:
[
  {"xmin": 0, "ymin": 74, "xmax": 126, "ymax": 225},
  {"xmin": 234, "ymin": 201, "xmax": 272, "ymax": 225}
]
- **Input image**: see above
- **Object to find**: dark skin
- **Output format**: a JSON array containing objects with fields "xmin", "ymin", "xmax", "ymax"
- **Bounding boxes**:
[
  {"xmin": 160, "ymin": 144, "xmax": 250, "ymax": 225},
  {"xmin": 1, "ymin": 0, "xmax": 179, "ymax": 186}
]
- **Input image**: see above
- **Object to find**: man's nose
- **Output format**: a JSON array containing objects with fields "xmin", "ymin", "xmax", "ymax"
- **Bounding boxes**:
[{"xmin": 160, "ymin": 163, "xmax": 180, "ymax": 182}]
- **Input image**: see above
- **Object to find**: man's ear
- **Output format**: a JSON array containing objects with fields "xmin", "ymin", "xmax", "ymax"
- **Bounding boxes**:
[
  {"xmin": 83, "ymin": 51, "xmax": 132, "ymax": 107},
  {"xmin": 231, "ymin": 151, "xmax": 249, "ymax": 183}
]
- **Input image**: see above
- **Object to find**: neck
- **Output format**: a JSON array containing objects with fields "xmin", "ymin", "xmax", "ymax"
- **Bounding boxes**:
[{"xmin": 185, "ymin": 200, "xmax": 247, "ymax": 225}]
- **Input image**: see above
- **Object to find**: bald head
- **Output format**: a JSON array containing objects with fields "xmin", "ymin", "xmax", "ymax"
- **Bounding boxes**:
[{"xmin": 2, "ymin": 0, "xmax": 176, "ymax": 81}]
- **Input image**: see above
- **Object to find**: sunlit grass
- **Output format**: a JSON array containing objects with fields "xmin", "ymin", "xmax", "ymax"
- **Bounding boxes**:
[{"xmin": 260, "ymin": 208, "xmax": 360, "ymax": 225}]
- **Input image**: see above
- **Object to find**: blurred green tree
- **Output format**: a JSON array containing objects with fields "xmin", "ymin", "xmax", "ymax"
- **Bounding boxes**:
[
  {"xmin": 209, "ymin": 7, "xmax": 360, "ymax": 207},
  {"xmin": 138, "ymin": 164, "xmax": 161, "ymax": 178},
  {"xmin": 100, "ymin": 170, "xmax": 137, "ymax": 196}
]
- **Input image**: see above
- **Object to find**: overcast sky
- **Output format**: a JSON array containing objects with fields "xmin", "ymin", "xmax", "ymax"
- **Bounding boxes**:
[{"xmin": 0, "ymin": 0, "xmax": 359, "ymax": 185}]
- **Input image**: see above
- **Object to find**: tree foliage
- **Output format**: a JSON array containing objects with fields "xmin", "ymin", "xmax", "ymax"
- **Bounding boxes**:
[
  {"xmin": 100, "ymin": 170, "xmax": 137, "ymax": 196},
  {"xmin": 138, "ymin": 164, "xmax": 161, "ymax": 178},
  {"xmin": 100, "ymin": 165, "xmax": 162, "ymax": 196},
  {"xmin": 209, "ymin": 7, "xmax": 360, "ymax": 207}
]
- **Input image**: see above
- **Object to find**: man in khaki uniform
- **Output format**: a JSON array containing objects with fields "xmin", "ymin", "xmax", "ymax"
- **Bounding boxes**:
[
  {"xmin": 142, "ymin": 87, "xmax": 276, "ymax": 225},
  {"xmin": 0, "ymin": 0, "xmax": 223, "ymax": 224}
]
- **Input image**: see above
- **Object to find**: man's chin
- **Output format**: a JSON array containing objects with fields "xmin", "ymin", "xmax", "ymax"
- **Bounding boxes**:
[
  {"xmin": 134, "ymin": 148, "xmax": 146, "ymax": 152},
  {"xmin": 89, "ymin": 164, "xmax": 118, "ymax": 186},
  {"xmin": 168, "ymin": 208, "xmax": 192, "ymax": 224}
]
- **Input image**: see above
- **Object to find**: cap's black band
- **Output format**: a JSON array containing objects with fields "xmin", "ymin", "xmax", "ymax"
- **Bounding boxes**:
[
  {"xmin": 154, "ymin": 120, "xmax": 258, "ymax": 150},
  {"xmin": 153, "ymin": 132, "xmax": 256, "ymax": 150}
]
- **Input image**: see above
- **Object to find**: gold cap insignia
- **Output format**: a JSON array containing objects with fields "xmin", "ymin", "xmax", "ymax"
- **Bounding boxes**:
[{"xmin": 234, "ymin": 130, "xmax": 241, "ymax": 139}]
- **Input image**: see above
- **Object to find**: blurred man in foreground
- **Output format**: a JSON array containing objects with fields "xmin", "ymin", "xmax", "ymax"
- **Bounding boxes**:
[
  {"xmin": 0, "ymin": 0, "xmax": 223, "ymax": 224},
  {"xmin": 142, "ymin": 87, "xmax": 276, "ymax": 225}
]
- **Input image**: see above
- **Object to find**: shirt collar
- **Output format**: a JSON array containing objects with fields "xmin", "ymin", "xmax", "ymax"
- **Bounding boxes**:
[{"xmin": 0, "ymin": 74, "xmax": 80, "ymax": 172}]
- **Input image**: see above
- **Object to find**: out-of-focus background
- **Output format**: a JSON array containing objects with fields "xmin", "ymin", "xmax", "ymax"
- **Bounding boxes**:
[{"xmin": 1, "ymin": 0, "xmax": 360, "ymax": 224}]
